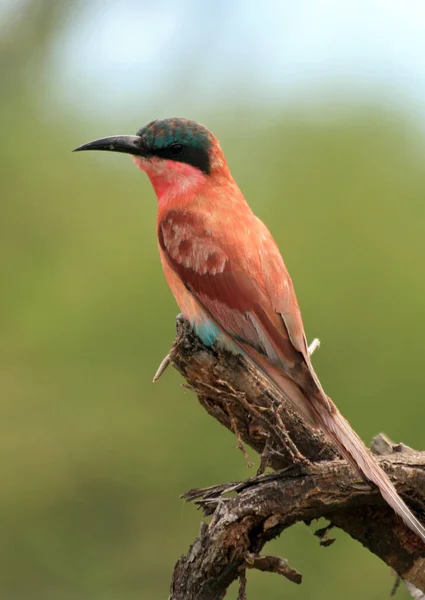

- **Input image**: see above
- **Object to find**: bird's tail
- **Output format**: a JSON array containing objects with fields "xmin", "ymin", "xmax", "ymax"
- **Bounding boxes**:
[
  {"xmin": 311, "ymin": 396, "xmax": 425, "ymax": 544},
  {"xmin": 232, "ymin": 345, "xmax": 425, "ymax": 543}
]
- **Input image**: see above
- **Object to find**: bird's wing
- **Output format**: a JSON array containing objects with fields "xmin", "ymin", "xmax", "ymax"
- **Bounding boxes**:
[
  {"xmin": 254, "ymin": 216, "xmax": 309, "ymax": 356},
  {"xmin": 158, "ymin": 209, "xmax": 318, "ymax": 396},
  {"xmin": 254, "ymin": 216, "xmax": 328, "ymax": 398}
]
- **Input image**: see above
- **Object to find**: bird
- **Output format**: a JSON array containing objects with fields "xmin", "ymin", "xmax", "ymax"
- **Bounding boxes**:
[{"xmin": 74, "ymin": 117, "xmax": 425, "ymax": 543}]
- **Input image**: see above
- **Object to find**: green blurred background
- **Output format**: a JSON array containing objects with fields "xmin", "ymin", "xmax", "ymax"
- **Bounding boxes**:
[{"xmin": 2, "ymin": 1, "xmax": 425, "ymax": 598}]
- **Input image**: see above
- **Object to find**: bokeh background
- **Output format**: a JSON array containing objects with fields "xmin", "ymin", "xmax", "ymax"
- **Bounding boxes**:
[{"xmin": 2, "ymin": 1, "xmax": 425, "ymax": 598}]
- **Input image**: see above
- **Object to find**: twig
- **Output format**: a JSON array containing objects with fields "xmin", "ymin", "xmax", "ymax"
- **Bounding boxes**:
[
  {"xmin": 153, "ymin": 351, "xmax": 173, "ymax": 382},
  {"xmin": 404, "ymin": 581, "xmax": 425, "ymax": 600},
  {"xmin": 308, "ymin": 337, "xmax": 321, "ymax": 355},
  {"xmin": 245, "ymin": 552, "xmax": 302, "ymax": 584},
  {"xmin": 237, "ymin": 570, "xmax": 247, "ymax": 600}
]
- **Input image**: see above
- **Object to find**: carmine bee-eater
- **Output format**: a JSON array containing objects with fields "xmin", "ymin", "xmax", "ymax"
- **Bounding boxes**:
[{"xmin": 74, "ymin": 117, "xmax": 425, "ymax": 543}]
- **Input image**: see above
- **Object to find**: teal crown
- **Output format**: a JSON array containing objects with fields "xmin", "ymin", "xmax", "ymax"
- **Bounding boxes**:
[{"xmin": 137, "ymin": 118, "xmax": 212, "ymax": 152}]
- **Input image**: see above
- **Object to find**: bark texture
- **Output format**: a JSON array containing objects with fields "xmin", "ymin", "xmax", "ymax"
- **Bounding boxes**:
[{"xmin": 165, "ymin": 317, "xmax": 425, "ymax": 599}]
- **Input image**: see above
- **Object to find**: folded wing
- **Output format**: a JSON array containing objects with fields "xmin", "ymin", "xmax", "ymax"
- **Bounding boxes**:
[{"xmin": 158, "ymin": 209, "xmax": 319, "ymax": 397}]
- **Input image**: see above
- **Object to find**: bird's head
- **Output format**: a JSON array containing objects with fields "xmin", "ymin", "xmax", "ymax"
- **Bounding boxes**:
[{"xmin": 73, "ymin": 118, "xmax": 229, "ymax": 201}]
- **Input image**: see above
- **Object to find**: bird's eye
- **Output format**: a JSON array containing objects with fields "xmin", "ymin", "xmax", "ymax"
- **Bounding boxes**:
[{"xmin": 169, "ymin": 142, "xmax": 183, "ymax": 155}]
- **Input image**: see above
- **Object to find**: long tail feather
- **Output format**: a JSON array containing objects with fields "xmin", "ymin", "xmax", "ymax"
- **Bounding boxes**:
[
  {"xmin": 241, "ymin": 348, "xmax": 425, "ymax": 544},
  {"xmin": 312, "ymin": 398, "xmax": 425, "ymax": 544},
  {"xmin": 212, "ymin": 323, "xmax": 425, "ymax": 543}
]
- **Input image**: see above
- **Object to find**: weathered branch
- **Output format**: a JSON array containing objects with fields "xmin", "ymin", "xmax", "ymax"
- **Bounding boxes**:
[{"xmin": 163, "ymin": 317, "xmax": 425, "ymax": 599}]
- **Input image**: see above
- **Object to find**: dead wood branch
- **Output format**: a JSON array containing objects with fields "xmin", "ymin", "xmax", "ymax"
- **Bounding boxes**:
[{"xmin": 165, "ymin": 316, "xmax": 425, "ymax": 599}]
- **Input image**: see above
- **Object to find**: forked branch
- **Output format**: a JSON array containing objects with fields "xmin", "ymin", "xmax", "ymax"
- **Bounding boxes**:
[{"xmin": 163, "ymin": 317, "xmax": 425, "ymax": 599}]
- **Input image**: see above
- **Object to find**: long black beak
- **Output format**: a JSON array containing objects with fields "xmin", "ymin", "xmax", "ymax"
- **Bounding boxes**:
[{"xmin": 73, "ymin": 135, "xmax": 149, "ymax": 157}]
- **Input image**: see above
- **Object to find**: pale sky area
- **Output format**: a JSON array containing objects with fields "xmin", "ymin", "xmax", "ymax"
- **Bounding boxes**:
[{"xmin": 4, "ymin": 0, "xmax": 425, "ymax": 121}]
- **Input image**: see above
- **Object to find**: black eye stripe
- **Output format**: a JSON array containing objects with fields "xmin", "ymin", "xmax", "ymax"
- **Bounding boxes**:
[
  {"xmin": 169, "ymin": 143, "xmax": 183, "ymax": 155},
  {"xmin": 151, "ymin": 143, "xmax": 211, "ymax": 174}
]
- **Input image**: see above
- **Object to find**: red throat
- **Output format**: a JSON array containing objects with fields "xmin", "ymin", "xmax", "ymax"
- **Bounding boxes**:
[{"xmin": 132, "ymin": 156, "xmax": 207, "ymax": 202}]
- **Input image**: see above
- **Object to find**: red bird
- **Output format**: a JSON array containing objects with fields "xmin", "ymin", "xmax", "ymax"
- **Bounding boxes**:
[{"xmin": 74, "ymin": 117, "xmax": 425, "ymax": 543}]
